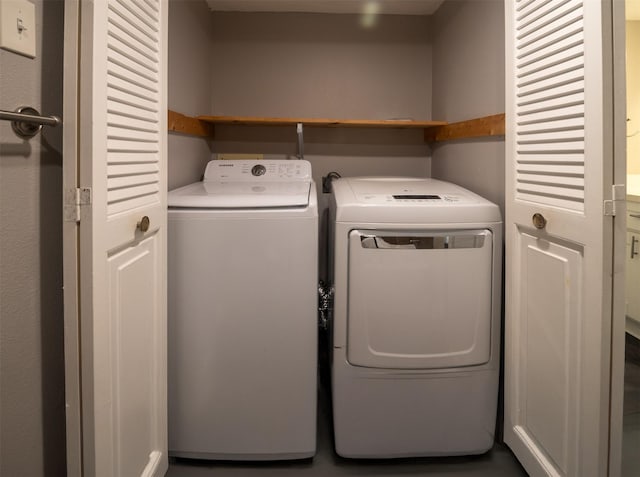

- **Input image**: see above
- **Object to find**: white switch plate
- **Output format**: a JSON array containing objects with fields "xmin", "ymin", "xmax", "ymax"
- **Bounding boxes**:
[{"xmin": 0, "ymin": 0, "xmax": 36, "ymax": 59}]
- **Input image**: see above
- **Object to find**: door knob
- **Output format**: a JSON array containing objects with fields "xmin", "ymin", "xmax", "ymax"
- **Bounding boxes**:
[
  {"xmin": 137, "ymin": 216, "xmax": 150, "ymax": 232},
  {"xmin": 532, "ymin": 213, "xmax": 547, "ymax": 230}
]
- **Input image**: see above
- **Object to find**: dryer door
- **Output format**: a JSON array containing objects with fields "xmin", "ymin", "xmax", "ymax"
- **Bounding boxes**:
[{"xmin": 347, "ymin": 229, "xmax": 493, "ymax": 369}]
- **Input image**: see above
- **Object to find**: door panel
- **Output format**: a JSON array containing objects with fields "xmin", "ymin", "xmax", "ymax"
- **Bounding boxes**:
[
  {"xmin": 107, "ymin": 235, "xmax": 163, "ymax": 476},
  {"xmin": 512, "ymin": 232, "xmax": 582, "ymax": 475}
]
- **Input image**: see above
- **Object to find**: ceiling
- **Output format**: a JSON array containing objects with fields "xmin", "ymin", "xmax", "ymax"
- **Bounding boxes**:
[{"xmin": 205, "ymin": 0, "xmax": 445, "ymax": 16}]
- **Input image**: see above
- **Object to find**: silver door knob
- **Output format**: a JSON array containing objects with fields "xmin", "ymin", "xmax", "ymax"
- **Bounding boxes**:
[
  {"xmin": 137, "ymin": 216, "xmax": 150, "ymax": 232},
  {"xmin": 532, "ymin": 213, "xmax": 547, "ymax": 230}
]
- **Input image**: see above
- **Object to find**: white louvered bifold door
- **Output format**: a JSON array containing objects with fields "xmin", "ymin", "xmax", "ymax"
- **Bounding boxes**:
[
  {"xmin": 504, "ymin": 1, "xmax": 615, "ymax": 476},
  {"xmin": 74, "ymin": 0, "xmax": 168, "ymax": 475}
]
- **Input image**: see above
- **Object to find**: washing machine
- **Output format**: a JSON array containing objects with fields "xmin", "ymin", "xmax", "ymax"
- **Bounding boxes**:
[
  {"xmin": 168, "ymin": 160, "xmax": 318, "ymax": 460},
  {"xmin": 329, "ymin": 177, "xmax": 502, "ymax": 458}
]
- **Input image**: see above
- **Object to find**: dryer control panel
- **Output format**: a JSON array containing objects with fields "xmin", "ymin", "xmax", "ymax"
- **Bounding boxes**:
[{"xmin": 356, "ymin": 193, "xmax": 464, "ymax": 204}]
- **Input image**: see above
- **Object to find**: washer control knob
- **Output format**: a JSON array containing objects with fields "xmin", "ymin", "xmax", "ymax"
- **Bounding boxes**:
[{"xmin": 251, "ymin": 164, "xmax": 266, "ymax": 176}]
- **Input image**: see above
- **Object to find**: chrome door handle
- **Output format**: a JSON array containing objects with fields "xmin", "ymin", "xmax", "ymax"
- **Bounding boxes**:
[
  {"xmin": 630, "ymin": 213, "xmax": 640, "ymax": 219},
  {"xmin": 0, "ymin": 106, "xmax": 61, "ymax": 139},
  {"xmin": 632, "ymin": 235, "xmax": 639, "ymax": 259}
]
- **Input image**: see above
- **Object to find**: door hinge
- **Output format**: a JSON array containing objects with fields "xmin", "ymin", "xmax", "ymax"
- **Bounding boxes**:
[
  {"xmin": 64, "ymin": 187, "xmax": 91, "ymax": 223},
  {"xmin": 604, "ymin": 184, "xmax": 625, "ymax": 217}
]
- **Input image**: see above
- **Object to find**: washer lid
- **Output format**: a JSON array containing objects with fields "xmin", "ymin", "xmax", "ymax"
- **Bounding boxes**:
[
  {"xmin": 168, "ymin": 181, "xmax": 311, "ymax": 208},
  {"xmin": 168, "ymin": 160, "xmax": 312, "ymax": 208}
]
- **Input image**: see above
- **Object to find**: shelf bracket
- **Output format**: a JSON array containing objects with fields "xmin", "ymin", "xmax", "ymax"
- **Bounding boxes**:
[{"xmin": 296, "ymin": 122, "xmax": 304, "ymax": 160}]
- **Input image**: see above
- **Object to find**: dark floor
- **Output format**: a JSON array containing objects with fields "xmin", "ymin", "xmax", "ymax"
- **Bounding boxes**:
[
  {"xmin": 168, "ymin": 397, "xmax": 527, "ymax": 477},
  {"xmin": 622, "ymin": 333, "xmax": 640, "ymax": 477}
]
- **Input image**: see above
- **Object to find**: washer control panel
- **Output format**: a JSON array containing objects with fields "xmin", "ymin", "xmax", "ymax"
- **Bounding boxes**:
[{"xmin": 205, "ymin": 159, "xmax": 312, "ymax": 182}]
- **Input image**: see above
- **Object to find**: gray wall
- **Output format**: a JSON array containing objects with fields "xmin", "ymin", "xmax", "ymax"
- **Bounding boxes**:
[
  {"xmin": 205, "ymin": 10, "xmax": 433, "ymax": 182},
  {"xmin": 431, "ymin": 0, "xmax": 505, "ymax": 213},
  {"xmin": 167, "ymin": 8, "xmax": 434, "ymax": 188},
  {"xmin": 207, "ymin": 10, "xmax": 433, "ymax": 183},
  {"xmin": 168, "ymin": 0, "xmax": 215, "ymax": 189},
  {"xmin": 210, "ymin": 12, "xmax": 433, "ymax": 119},
  {"xmin": 0, "ymin": 0, "xmax": 67, "ymax": 475}
]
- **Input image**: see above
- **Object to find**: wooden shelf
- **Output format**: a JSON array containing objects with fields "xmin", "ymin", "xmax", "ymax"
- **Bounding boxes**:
[
  {"xmin": 168, "ymin": 110, "xmax": 214, "ymax": 137},
  {"xmin": 167, "ymin": 110, "xmax": 506, "ymax": 142},
  {"xmin": 197, "ymin": 115, "xmax": 447, "ymax": 129},
  {"xmin": 424, "ymin": 113, "xmax": 505, "ymax": 142}
]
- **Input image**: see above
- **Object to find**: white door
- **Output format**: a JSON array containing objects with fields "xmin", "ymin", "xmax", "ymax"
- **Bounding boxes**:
[
  {"xmin": 504, "ymin": 1, "xmax": 616, "ymax": 476},
  {"xmin": 63, "ymin": 0, "xmax": 168, "ymax": 475}
]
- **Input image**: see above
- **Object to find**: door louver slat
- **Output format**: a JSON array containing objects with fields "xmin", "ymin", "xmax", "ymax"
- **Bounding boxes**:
[
  {"xmin": 107, "ymin": 78, "xmax": 157, "ymax": 105},
  {"xmin": 108, "ymin": 3, "xmax": 158, "ymax": 46},
  {"xmin": 517, "ymin": 0, "xmax": 552, "ymax": 20},
  {"xmin": 517, "ymin": 0, "xmax": 581, "ymax": 40},
  {"xmin": 142, "ymin": 0, "xmax": 159, "ymax": 13},
  {"xmin": 106, "ymin": 0, "xmax": 161, "ymax": 218},
  {"xmin": 131, "ymin": 0, "xmax": 159, "ymax": 22},
  {"xmin": 107, "ymin": 32, "xmax": 158, "ymax": 72},
  {"xmin": 514, "ymin": 0, "xmax": 585, "ymax": 212},
  {"xmin": 114, "ymin": 0, "xmax": 158, "ymax": 35},
  {"xmin": 107, "ymin": 50, "xmax": 159, "ymax": 86},
  {"xmin": 108, "ymin": 87, "xmax": 159, "ymax": 113}
]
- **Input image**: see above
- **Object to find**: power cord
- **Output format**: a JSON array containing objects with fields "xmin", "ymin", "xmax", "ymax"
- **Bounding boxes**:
[{"xmin": 322, "ymin": 171, "xmax": 342, "ymax": 193}]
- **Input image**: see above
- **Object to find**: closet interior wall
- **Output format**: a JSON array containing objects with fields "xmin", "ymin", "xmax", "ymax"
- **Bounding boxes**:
[
  {"xmin": 167, "ymin": 5, "xmax": 435, "ymax": 184},
  {"xmin": 431, "ymin": 0, "xmax": 506, "ymax": 214},
  {"xmin": 168, "ymin": 0, "xmax": 215, "ymax": 190}
]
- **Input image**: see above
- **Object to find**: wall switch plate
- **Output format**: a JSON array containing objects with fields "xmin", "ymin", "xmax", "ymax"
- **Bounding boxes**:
[{"xmin": 0, "ymin": 0, "xmax": 36, "ymax": 58}]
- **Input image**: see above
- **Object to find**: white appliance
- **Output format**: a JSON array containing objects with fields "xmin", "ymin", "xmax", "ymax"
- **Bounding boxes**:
[
  {"xmin": 168, "ymin": 160, "xmax": 318, "ymax": 460},
  {"xmin": 329, "ymin": 177, "xmax": 502, "ymax": 458}
]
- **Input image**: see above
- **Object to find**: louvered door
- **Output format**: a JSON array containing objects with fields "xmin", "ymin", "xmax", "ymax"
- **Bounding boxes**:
[
  {"xmin": 65, "ymin": 0, "xmax": 168, "ymax": 475},
  {"xmin": 504, "ymin": 1, "xmax": 615, "ymax": 476}
]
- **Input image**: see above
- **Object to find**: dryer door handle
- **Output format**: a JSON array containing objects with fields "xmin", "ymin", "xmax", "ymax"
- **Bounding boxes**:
[{"xmin": 359, "ymin": 231, "xmax": 488, "ymax": 250}]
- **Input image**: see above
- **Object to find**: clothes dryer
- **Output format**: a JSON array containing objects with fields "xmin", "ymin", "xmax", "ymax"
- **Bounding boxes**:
[
  {"xmin": 168, "ymin": 160, "xmax": 317, "ymax": 460},
  {"xmin": 329, "ymin": 177, "xmax": 502, "ymax": 458}
]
